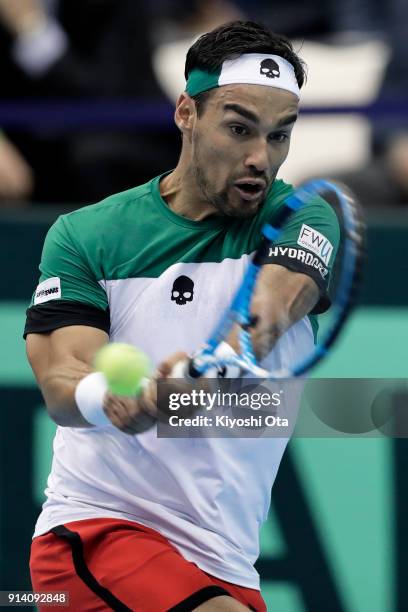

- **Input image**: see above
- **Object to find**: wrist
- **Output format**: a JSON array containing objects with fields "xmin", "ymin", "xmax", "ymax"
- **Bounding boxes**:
[{"xmin": 75, "ymin": 372, "xmax": 112, "ymax": 427}]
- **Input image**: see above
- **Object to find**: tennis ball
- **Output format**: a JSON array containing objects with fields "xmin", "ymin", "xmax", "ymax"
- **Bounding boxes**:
[{"xmin": 94, "ymin": 343, "xmax": 151, "ymax": 396}]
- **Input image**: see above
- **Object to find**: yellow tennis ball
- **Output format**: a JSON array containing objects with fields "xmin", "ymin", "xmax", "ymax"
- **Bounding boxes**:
[{"xmin": 94, "ymin": 343, "xmax": 151, "ymax": 396}]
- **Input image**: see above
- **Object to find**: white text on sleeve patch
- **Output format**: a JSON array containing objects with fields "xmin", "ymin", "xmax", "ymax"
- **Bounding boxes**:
[
  {"xmin": 297, "ymin": 224, "xmax": 333, "ymax": 265},
  {"xmin": 34, "ymin": 277, "xmax": 61, "ymax": 305}
]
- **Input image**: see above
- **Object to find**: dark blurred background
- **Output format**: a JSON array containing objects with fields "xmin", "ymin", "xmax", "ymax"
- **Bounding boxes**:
[{"xmin": 0, "ymin": 1, "xmax": 407, "ymax": 611}]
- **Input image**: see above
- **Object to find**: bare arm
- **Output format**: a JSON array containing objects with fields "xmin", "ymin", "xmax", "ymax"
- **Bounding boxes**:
[
  {"xmin": 26, "ymin": 326, "xmax": 108, "ymax": 427},
  {"xmin": 26, "ymin": 325, "xmax": 185, "ymax": 433},
  {"xmin": 243, "ymin": 263, "xmax": 320, "ymax": 360},
  {"xmin": 0, "ymin": 135, "xmax": 33, "ymax": 202},
  {"xmin": 222, "ymin": 264, "xmax": 320, "ymax": 362},
  {"xmin": 0, "ymin": 0, "xmax": 46, "ymax": 35}
]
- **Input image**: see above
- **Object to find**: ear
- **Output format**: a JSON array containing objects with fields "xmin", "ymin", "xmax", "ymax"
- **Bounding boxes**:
[{"xmin": 174, "ymin": 93, "xmax": 196, "ymax": 133}]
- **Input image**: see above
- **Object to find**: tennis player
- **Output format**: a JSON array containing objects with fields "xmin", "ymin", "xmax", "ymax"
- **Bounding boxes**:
[{"xmin": 25, "ymin": 21, "xmax": 339, "ymax": 611}]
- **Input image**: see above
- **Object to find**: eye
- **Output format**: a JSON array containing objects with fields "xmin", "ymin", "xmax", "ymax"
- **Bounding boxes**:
[
  {"xmin": 269, "ymin": 132, "xmax": 289, "ymax": 143},
  {"xmin": 230, "ymin": 124, "xmax": 249, "ymax": 136}
]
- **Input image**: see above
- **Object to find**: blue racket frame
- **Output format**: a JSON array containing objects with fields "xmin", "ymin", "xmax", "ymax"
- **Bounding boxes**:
[{"xmin": 188, "ymin": 179, "xmax": 364, "ymax": 379}]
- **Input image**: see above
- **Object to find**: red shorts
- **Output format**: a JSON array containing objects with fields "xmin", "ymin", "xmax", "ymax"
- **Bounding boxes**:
[{"xmin": 30, "ymin": 518, "xmax": 266, "ymax": 611}]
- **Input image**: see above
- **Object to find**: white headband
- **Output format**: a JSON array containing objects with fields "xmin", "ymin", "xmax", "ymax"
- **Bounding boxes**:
[{"xmin": 186, "ymin": 53, "xmax": 300, "ymax": 99}]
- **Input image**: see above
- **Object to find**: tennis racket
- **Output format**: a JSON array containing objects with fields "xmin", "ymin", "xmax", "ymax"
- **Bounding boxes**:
[{"xmin": 172, "ymin": 179, "xmax": 365, "ymax": 380}]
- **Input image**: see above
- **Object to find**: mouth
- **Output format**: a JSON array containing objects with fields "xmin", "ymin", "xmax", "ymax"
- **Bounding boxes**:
[{"xmin": 233, "ymin": 180, "xmax": 266, "ymax": 202}]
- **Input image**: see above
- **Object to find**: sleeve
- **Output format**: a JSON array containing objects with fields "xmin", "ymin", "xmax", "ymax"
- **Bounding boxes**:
[
  {"xmin": 24, "ymin": 214, "xmax": 110, "ymax": 338},
  {"xmin": 257, "ymin": 194, "xmax": 340, "ymax": 314}
]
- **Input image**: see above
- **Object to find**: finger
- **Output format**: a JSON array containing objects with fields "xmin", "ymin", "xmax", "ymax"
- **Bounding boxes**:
[
  {"xmin": 105, "ymin": 402, "xmax": 147, "ymax": 435},
  {"xmin": 105, "ymin": 392, "xmax": 156, "ymax": 434},
  {"xmin": 103, "ymin": 399, "xmax": 127, "ymax": 430},
  {"xmin": 104, "ymin": 393, "xmax": 136, "ymax": 428},
  {"xmin": 139, "ymin": 380, "xmax": 157, "ymax": 417},
  {"xmin": 103, "ymin": 404, "xmax": 133, "ymax": 433},
  {"xmin": 157, "ymin": 351, "xmax": 189, "ymax": 378}
]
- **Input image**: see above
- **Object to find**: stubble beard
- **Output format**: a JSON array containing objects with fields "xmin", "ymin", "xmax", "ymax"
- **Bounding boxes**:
[{"xmin": 192, "ymin": 157, "xmax": 268, "ymax": 219}]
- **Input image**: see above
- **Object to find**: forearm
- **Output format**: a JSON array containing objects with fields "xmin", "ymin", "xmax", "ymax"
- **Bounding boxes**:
[
  {"xmin": 39, "ymin": 359, "xmax": 93, "ymax": 427},
  {"xmin": 26, "ymin": 326, "xmax": 110, "ymax": 427},
  {"xmin": 250, "ymin": 277, "xmax": 318, "ymax": 359},
  {"xmin": 226, "ymin": 311, "xmax": 282, "ymax": 362},
  {"xmin": 227, "ymin": 266, "xmax": 319, "ymax": 361},
  {"xmin": 27, "ymin": 327, "xmax": 155, "ymax": 435},
  {"xmin": 37, "ymin": 355, "xmax": 158, "ymax": 434},
  {"xmin": 0, "ymin": 0, "xmax": 45, "ymax": 36}
]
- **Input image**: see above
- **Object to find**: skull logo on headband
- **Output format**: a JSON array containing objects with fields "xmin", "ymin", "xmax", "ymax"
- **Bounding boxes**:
[{"xmin": 260, "ymin": 58, "xmax": 280, "ymax": 79}]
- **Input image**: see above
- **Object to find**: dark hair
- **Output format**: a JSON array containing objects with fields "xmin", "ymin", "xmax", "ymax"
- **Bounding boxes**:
[{"xmin": 185, "ymin": 20, "xmax": 306, "ymax": 90}]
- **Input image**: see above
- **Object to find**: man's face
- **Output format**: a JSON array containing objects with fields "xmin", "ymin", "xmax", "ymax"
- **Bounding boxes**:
[{"xmin": 189, "ymin": 84, "xmax": 299, "ymax": 218}]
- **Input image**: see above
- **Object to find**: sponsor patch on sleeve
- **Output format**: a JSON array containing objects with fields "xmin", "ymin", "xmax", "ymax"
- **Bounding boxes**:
[
  {"xmin": 266, "ymin": 246, "xmax": 328, "ymax": 279},
  {"xmin": 34, "ymin": 277, "xmax": 61, "ymax": 305},
  {"xmin": 297, "ymin": 224, "xmax": 333, "ymax": 265}
]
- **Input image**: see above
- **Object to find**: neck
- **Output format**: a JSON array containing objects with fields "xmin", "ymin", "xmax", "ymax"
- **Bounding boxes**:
[{"xmin": 160, "ymin": 150, "xmax": 218, "ymax": 222}]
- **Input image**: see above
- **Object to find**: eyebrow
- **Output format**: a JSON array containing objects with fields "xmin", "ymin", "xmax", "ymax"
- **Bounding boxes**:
[
  {"xmin": 276, "ymin": 113, "xmax": 298, "ymax": 128},
  {"xmin": 223, "ymin": 103, "xmax": 298, "ymax": 129},
  {"xmin": 223, "ymin": 103, "xmax": 259, "ymax": 123}
]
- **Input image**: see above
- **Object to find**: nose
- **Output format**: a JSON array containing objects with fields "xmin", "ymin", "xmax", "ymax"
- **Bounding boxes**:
[{"xmin": 244, "ymin": 139, "xmax": 269, "ymax": 174}]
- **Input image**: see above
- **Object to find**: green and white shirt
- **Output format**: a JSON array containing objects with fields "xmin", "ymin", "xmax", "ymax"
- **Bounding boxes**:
[{"xmin": 26, "ymin": 174, "xmax": 339, "ymax": 588}]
